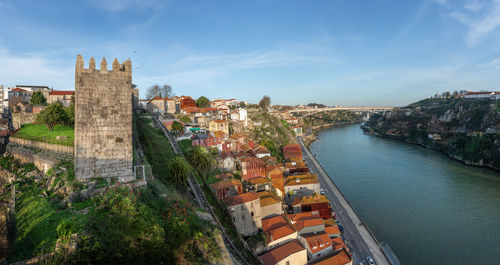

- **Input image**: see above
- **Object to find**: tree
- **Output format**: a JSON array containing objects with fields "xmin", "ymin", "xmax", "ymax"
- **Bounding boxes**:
[
  {"xmin": 168, "ymin": 157, "xmax": 192, "ymax": 187},
  {"xmin": 171, "ymin": 121, "xmax": 183, "ymax": 134},
  {"xmin": 35, "ymin": 102, "xmax": 68, "ymax": 131},
  {"xmin": 186, "ymin": 146, "xmax": 216, "ymax": 179},
  {"xmin": 452, "ymin": 90, "xmax": 459, "ymax": 98},
  {"xmin": 196, "ymin": 96, "xmax": 210, "ymax": 107},
  {"xmin": 30, "ymin": 91, "xmax": 46, "ymax": 105},
  {"xmin": 146, "ymin": 84, "xmax": 173, "ymax": 99},
  {"xmin": 259, "ymin": 95, "xmax": 271, "ymax": 110},
  {"xmin": 180, "ymin": 115, "xmax": 191, "ymax": 123},
  {"xmin": 65, "ymin": 104, "xmax": 75, "ymax": 126}
]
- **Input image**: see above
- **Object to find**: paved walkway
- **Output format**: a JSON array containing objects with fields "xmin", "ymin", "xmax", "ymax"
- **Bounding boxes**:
[{"xmin": 298, "ymin": 137, "xmax": 393, "ymax": 265}]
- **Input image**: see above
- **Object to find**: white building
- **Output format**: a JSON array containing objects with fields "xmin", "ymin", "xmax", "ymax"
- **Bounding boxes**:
[{"xmin": 464, "ymin": 91, "xmax": 500, "ymax": 100}]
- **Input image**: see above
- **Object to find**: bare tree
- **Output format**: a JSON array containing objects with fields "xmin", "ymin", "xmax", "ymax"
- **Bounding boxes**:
[{"xmin": 146, "ymin": 84, "xmax": 173, "ymax": 99}]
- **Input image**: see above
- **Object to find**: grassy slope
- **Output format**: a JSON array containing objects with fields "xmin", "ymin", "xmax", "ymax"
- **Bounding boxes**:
[{"xmin": 12, "ymin": 124, "xmax": 74, "ymax": 146}]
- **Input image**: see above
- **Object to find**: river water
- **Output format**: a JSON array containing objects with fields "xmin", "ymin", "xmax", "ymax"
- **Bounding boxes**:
[{"xmin": 309, "ymin": 124, "xmax": 500, "ymax": 265}]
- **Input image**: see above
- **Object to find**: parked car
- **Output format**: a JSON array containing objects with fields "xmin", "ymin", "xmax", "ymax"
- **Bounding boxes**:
[
  {"xmin": 320, "ymin": 188, "xmax": 325, "ymax": 195},
  {"xmin": 366, "ymin": 257, "xmax": 375, "ymax": 265}
]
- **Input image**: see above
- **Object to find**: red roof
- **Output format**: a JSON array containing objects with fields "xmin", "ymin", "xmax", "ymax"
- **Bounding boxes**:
[
  {"xmin": 240, "ymin": 156, "xmax": 266, "ymax": 165},
  {"xmin": 267, "ymin": 224, "xmax": 295, "ymax": 243},
  {"xmin": 313, "ymin": 249, "xmax": 351, "ymax": 265},
  {"xmin": 325, "ymin": 225, "xmax": 341, "ymax": 235},
  {"xmin": 262, "ymin": 215, "xmax": 288, "ymax": 232},
  {"xmin": 294, "ymin": 216, "xmax": 324, "ymax": 232},
  {"xmin": 288, "ymin": 212, "xmax": 320, "ymax": 223},
  {"xmin": 225, "ymin": 192, "xmax": 259, "ymax": 206},
  {"xmin": 49, "ymin": 90, "xmax": 74, "ymax": 96},
  {"xmin": 302, "ymin": 232, "xmax": 332, "ymax": 254},
  {"xmin": 11, "ymin": 87, "xmax": 27, "ymax": 92},
  {"xmin": 331, "ymin": 237, "xmax": 346, "ymax": 251},
  {"xmin": 259, "ymin": 239, "xmax": 305, "ymax": 265}
]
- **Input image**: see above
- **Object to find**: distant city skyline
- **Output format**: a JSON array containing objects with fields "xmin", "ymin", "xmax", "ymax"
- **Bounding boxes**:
[{"xmin": 1, "ymin": 0, "xmax": 499, "ymax": 107}]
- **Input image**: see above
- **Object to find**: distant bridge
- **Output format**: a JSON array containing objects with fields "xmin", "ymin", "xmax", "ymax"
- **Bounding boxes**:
[{"xmin": 288, "ymin": 107, "xmax": 394, "ymax": 118}]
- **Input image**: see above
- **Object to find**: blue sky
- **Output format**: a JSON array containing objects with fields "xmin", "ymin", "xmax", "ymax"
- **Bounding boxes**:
[{"xmin": 0, "ymin": 0, "xmax": 499, "ymax": 106}]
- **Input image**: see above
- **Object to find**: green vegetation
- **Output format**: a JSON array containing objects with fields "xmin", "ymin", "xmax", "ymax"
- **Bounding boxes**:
[
  {"xmin": 30, "ymin": 91, "xmax": 46, "ymax": 105},
  {"xmin": 135, "ymin": 116, "xmax": 176, "ymax": 180},
  {"xmin": 185, "ymin": 146, "xmax": 216, "ymax": 180},
  {"xmin": 35, "ymin": 102, "xmax": 72, "ymax": 131},
  {"xmin": 196, "ymin": 96, "xmax": 210, "ymax": 107},
  {"xmin": 180, "ymin": 115, "xmax": 192, "ymax": 123},
  {"xmin": 366, "ymin": 97, "xmax": 500, "ymax": 170},
  {"xmin": 168, "ymin": 156, "xmax": 192, "ymax": 187},
  {"xmin": 12, "ymin": 123, "xmax": 74, "ymax": 146}
]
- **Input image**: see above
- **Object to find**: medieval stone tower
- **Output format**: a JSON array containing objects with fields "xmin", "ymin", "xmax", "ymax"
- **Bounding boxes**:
[{"xmin": 74, "ymin": 55, "xmax": 134, "ymax": 182}]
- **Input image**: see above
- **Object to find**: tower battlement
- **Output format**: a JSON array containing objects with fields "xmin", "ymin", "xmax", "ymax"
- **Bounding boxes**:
[
  {"xmin": 74, "ymin": 55, "xmax": 134, "ymax": 182},
  {"xmin": 75, "ymin": 54, "xmax": 132, "ymax": 75}
]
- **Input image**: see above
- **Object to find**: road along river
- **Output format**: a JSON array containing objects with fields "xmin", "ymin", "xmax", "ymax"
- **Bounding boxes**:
[{"xmin": 309, "ymin": 124, "xmax": 500, "ymax": 265}]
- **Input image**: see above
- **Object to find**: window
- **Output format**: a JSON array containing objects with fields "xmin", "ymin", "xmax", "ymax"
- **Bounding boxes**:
[
  {"xmin": 251, "ymin": 212, "xmax": 254, "ymax": 217},
  {"xmin": 233, "ymin": 217, "xmax": 235, "ymax": 222},
  {"xmin": 286, "ymin": 262, "xmax": 290, "ymax": 265}
]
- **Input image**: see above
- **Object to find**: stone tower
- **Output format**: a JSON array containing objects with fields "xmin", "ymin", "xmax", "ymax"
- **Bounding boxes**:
[{"xmin": 74, "ymin": 55, "xmax": 134, "ymax": 182}]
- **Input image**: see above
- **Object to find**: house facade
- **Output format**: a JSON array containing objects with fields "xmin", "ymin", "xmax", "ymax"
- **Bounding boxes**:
[{"xmin": 226, "ymin": 192, "xmax": 262, "ymax": 236}]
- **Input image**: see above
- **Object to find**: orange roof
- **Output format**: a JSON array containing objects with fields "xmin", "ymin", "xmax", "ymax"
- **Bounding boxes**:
[
  {"xmin": 302, "ymin": 232, "xmax": 332, "ymax": 254},
  {"xmin": 248, "ymin": 177, "xmax": 270, "ymax": 184},
  {"xmin": 262, "ymin": 215, "xmax": 288, "ymax": 232},
  {"xmin": 294, "ymin": 217, "xmax": 324, "ymax": 232},
  {"xmin": 213, "ymin": 131, "xmax": 227, "ymax": 138},
  {"xmin": 210, "ymin": 178, "xmax": 242, "ymax": 191},
  {"xmin": 285, "ymin": 177, "xmax": 319, "ymax": 186},
  {"xmin": 288, "ymin": 212, "xmax": 320, "ymax": 223},
  {"xmin": 240, "ymin": 156, "xmax": 266, "ymax": 165},
  {"xmin": 230, "ymin": 133, "xmax": 247, "ymax": 139},
  {"xmin": 49, "ymin": 90, "xmax": 74, "ymax": 96},
  {"xmin": 267, "ymin": 224, "xmax": 295, "ymax": 243},
  {"xmin": 293, "ymin": 195, "xmax": 330, "ymax": 205},
  {"xmin": 259, "ymin": 239, "xmax": 305, "ymax": 265},
  {"xmin": 313, "ymin": 249, "xmax": 352, "ymax": 265},
  {"xmin": 225, "ymin": 192, "xmax": 259, "ymax": 206},
  {"xmin": 257, "ymin": 191, "xmax": 281, "ymax": 207},
  {"xmin": 271, "ymin": 179, "xmax": 284, "ymax": 195},
  {"xmin": 11, "ymin": 87, "xmax": 28, "ymax": 92},
  {"xmin": 213, "ymin": 119, "xmax": 227, "ymax": 123},
  {"xmin": 331, "ymin": 237, "xmax": 346, "ymax": 251},
  {"xmin": 325, "ymin": 225, "xmax": 341, "ymax": 235}
]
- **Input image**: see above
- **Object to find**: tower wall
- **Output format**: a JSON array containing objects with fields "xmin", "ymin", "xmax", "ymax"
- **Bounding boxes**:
[{"xmin": 74, "ymin": 55, "xmax": 134, "ymax": 181}]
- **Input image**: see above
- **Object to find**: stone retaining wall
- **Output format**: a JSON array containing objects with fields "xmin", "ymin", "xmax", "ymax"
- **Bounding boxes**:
[
  {"xmin": 9, "ymin": 137, "xmax": 73, "ymax": 155},
  {"xmin": 5, "ymin": 143, "xmax": 73, "ymax": 173}
]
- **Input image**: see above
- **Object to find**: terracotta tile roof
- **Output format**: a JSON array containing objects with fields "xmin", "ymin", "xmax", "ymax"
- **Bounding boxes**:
[
  {"xmin": 213, "ymin": 119, "xmax": 227, "ymax": 123},
  {"xmin": 288, "ymin": 212, "xmax": 321, "ymax": 223},
  {"xmin": 11, "ymin": 87, "xmax": 28, "ymax": 92},
  {"xmin": 213, "ymin": 131, "xmax": 227, "ymax": 138},
  {"xmin": 49, "ymin": 90, "xmax": 74, "ymax": 96},
  {"xmin": 313, "ymin": 249, "xmax": 352, "ymax": 265},
  {"xmin": 325, "ymin": 225, "xmax": 341, "ymax": 235},
  {"xmin": 230, "ymin": 133, "xmax": 247, "ymax": 139},
  {"xmin": 293, "ymin": 195, "xmax": 330, "ymax": 205},
  {"xmin": 248, "ymin": 177, "xmax": 270, "ymax": 184},
  {"xmin": 267, "ymin": 224, "xmax": 295, "ymax": 243},
  {"xmin": 285, "ymin": 177, "xmax": 319, "ymax": 186},
  {"xmin": 331, "ymin": 237, "xmax": 346, "ymax": 251},
  {"xmin": 210, "ymin": 178, "xmax": 241, "ymax": 191},
  {"xmin": 294, "ymin": 216, "xmax": 324, "ymax": 232},
  {"xmin": 225, "ymin": 192, "xmax": 259, "ymax": 206},
  {"xmin": 259, "ymin": 239, "xmax": 305, "ymax": 265},
  {"xmin": 257, "ymin": 191, "xmax": 281, "ymax": 207},
  {"xmin": 301, "ymin": 231, "xmax": 332, "ymax": 254},
  {"xmin": 240, "ymin": 156, "xmax": 266, "ymax": 165},
  {"xmin": 262, "ymin": 215, "xmax": 288, "ymax": 232}
]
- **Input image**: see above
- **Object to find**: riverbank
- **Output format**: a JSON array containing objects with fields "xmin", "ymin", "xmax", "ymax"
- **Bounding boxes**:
[
  {"xmin": 308, "ymin": 124, "xmax": 500, "ymax": 265},
  {"xmin": 361, "ymin": 125, "xmax": 500, "ymax": 172},
  {"xmin": 303, "ymin": 120, "xmax": 363, "ymax": 147}
]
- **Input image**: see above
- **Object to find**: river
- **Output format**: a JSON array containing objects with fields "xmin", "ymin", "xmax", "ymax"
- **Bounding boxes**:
[{"xmin": 309, "ymin": 124, "xmax": 500, "ymax": 265}]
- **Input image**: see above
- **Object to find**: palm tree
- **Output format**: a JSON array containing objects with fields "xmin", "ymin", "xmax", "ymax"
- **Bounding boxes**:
[
  {"xmin": 168, "ymin": 156, "xmax": 192, "ymax": 187},
  {"xmin": 186, "ymin": 146, "xmax": 216, "ymax": 179}
]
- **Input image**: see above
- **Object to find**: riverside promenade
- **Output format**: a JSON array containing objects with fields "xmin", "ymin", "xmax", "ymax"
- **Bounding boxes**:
[{"xmin": 298, "ymin": 136, "xmax": 399, "ymax": 265}]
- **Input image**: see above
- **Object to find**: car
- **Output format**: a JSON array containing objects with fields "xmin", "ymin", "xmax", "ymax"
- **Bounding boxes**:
[
  {"xmin": 366, "ymin": 257, "xmax": 375, "ymax": 265},
  {"xmin": 320, "ymin": 188, "xmax": 325, "ymax": 195}
]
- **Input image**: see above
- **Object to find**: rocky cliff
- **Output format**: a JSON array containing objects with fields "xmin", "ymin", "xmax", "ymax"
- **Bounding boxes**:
[{"xmin": 363, "ymin": 98, "xmax": 500, "ymax": 171}]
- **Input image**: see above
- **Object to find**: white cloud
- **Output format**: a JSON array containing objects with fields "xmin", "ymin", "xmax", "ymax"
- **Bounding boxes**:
[
  {"xmin": 0, "ymin": 46, "xmax": 73, "ymax": 88},
  {"xmin": 438, "ymin": 0, "xmax": 500, "ymax": 47}
]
